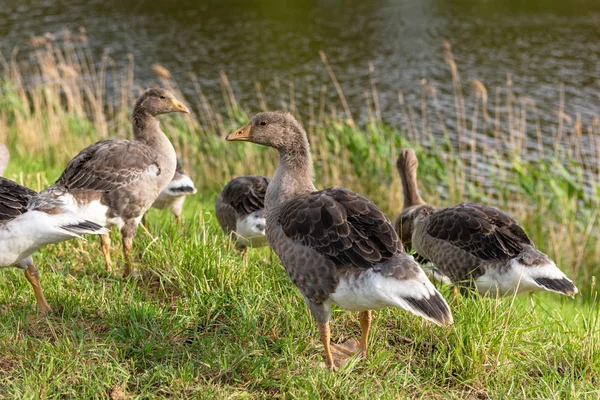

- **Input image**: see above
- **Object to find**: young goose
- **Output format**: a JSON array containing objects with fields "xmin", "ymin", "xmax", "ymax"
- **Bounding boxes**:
[
  {"xmin": 151, "ymin": 159, "xmax": 197, "ymax": 223},
  {"xmin": 0, "ymin": 144, "xmax": 8, "ymax": 175},
  {"xmin": 394, "ymin": 148, "xmax": 578, "ymax": 296},
  {"xmin": 40, "ymin": 88, "xmax": 189, "ymax": 276},
  {"xmin": 227, "ymin": 112, "xmax": 452, "ymax": 370},
  {"xmin": 0, "ymin": 177, "xmax": 107, "ymax": 313},
  {"xmin": 215, "ymin": 175, "xmax": 270, "ymax": 250}
]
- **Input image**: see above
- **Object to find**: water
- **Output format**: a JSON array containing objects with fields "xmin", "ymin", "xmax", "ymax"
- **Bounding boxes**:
[{"xmin": 1, "ymin": 0, "xmax": 599, "ymax": 151}]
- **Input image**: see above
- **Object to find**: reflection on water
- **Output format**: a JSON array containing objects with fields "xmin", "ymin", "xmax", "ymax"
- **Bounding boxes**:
[{"xmin": 1, "ymin": 0, "xmax": 599, "ymax": 154}]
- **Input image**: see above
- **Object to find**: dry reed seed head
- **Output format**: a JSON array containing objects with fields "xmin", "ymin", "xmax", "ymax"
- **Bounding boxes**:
[
  {"xmin": 471, "ymin": 80, "xmax": 488, "ymax": 103},
  {"xmin": 554, "ymin": 110, "xmax": 572, "ymax": 124},
  {"xmin": 58, "ymin": 64, "xmax": 79, "ymax": 78},
  {"xmin": 29, "ymin": 36, "xmax": 47, "ymax": 48},
  {"xmin": 521, "ymin": 97, "xmax": 536, "ymax": 110},
  {"xmin": 152, "ymin": 64, "xmax": 172, "ymax": 79}
]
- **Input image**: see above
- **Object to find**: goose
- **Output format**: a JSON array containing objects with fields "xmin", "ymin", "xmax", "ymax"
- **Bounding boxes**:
[
  {"xmin": 394, "ymin": 148, "xmax": 578, "ymax": 296},
  {"xmin": 227, "ymin": 112, "xmax": 452, "ymax": 370},
  {"xmin": 0, "ymin": 177, "xmax": 107, "ymax": 313},
  {"xmin": 150, "ymin": 159, "xmax": 197, "ymax": 223},
  {"xmin": 0, "ymin": 144, "xmax": 8, "ymax": 175},
  {"xmin": 40, "ymin": 88, "xmax": 189, "ymax": 276},
  {"xmin": 215, "ymin": 175, "xmax": 270, "ymax": 250}
]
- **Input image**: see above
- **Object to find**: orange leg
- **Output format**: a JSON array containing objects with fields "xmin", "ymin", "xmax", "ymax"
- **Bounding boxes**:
[
  {"xmin": 318, "ymin": 322, "xmax": 337, "ymax": 371},
  {"xmin": 122, "ymin": 235, "xmax": 133, "ymax": 277},
  {"xmin": 23, "ymin": 263, "xmax": 52, "ymax": 314},
  {"xmin": 100, "ymin": 234, "xmax": 113, "ymax": 272},
  {"xmin": 359, "ymin": 311, "xmax": 371, "ymax": 358}
]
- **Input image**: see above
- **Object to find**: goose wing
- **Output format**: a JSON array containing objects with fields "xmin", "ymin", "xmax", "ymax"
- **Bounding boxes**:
[
  {"xmin": 0, "ymin": 177, "xmax": 37, "ymax": 223},
  {"xmin": 426, "ymin": 202, "xmax": 533, "ymax": 260},
  {"xmin": 278, "ymin": 186, "xmax": 400, "ymax": 269},
  {"xmin": 54, "ymin": 140, "xmax": 160, "ymax": 191},
  {"xmin": 221, "ymin": 176, "xmax": 270, "ymax": 216}
]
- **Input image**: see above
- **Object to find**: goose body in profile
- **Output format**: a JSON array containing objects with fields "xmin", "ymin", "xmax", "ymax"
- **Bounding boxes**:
[
  {"xmin": 215, "ymin": 175, "xmax": 270, "ymax": 250},
  {"xmin": 0, "ymin": 177, "xmax": 107, "ymax": 313},
  {"xmin": 40, "ymin": 88, "xmax": 189, "ymax": 276},
  {"xmin": 227, "ymin": 112, "xmax": 452, "ymax": 370},
  {"xmin": 151, "ymin": 159, "xmax": 197, "ymax": 223},
  {"xmin": 394, "ymin": 148, "xmax": 578, "ymax": 296}
]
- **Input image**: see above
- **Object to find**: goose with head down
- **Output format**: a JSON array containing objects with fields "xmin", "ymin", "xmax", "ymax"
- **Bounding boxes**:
[
  {"xmin": 394, "ymin": 148, "xmax": 578, "ymax": 297},
  {"xmin": 215, "ymin": 175, "xmax": 270, "ymax": 250},
  {"xmin": 151, "ymin": 159, "xmax": 197, "ymax": 224},
  {"xmin": 227, "ymin": 112, "xmax": 452, "ymax": 370},
  {"xmin": 40, "ymin": 88, "xmax": 189, "ymax": 276},
  {"xmin": 0, "ymin": 177, "xmax": 106, "ymax": 313}
]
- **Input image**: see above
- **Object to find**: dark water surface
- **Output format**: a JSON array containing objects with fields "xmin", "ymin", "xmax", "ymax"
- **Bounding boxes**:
[{"xmin": 1, "ymin": 0, "xmax": 599, "ymax": 146}]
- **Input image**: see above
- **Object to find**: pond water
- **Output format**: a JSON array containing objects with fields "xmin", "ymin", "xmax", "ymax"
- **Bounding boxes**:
[{"xmin": 1, "ymin": 0, "xmax": 599, "ymax": 159}]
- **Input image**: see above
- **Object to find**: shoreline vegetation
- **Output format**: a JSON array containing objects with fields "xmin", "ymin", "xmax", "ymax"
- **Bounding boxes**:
[{"xmin": 1, "ymin": 30, "xmax": 599, "ymax": 398}]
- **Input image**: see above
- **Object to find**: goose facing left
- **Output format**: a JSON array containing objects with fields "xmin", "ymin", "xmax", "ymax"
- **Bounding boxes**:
[
  {"xmin": 40, "ymin": 88, "xmax": 189, "ymax": 276},
  {"xmin": 227, "ymin": 111, "xmax": 452, "ymax": 370},
  {"xmin": 0, "ymin": 177, "xmax": 107, "ymax": 313}
]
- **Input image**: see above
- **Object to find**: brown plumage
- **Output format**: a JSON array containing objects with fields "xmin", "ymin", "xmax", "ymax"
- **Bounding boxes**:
[
  {"xmin": 1, "ymin": 177, "xmax": 106, "ymax": 313},
  {"xmin": 227, "ymin": 112, "xmax": 452, "ymax": 370},
  {"xmin": 40, "ymin": 88, "xmax": 189, "ymax": 276},
  {"xmin": 215, "ymin": 175, "xmax": 269, "ymax": 250},
  {"xmin": 394, "ymin": 148, "xmax": 578, "ymax": 296}
]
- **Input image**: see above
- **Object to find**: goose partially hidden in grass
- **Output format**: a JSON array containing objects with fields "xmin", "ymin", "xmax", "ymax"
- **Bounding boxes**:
[
  {"xmin": 39, "ymin": 88, "xmax": 189, "ymax": 277},
  {"xmin": 393, "ymin": 148, "xmax": 578, "ymax": 297},
  {"xmin": 215, "ymin": 175, "xmax": 270, "ymax": 250},
  {"xmin": 0, "ymin": 177, "xmax": 107, "ymax": 313},
  {"xmin": 227, "ymin": 112, "xmax": 452, "ymax": 370},
  {"xmin": 151, "ymin": 159, "xmax": 197, "ymax": 223}
]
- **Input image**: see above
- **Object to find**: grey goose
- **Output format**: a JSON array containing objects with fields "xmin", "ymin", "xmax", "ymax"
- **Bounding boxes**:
[
  {"xmin": 40, "ymin": 88, "xmax": 189, "ymax": 276},
  {"xmin": 227, "ymin": 112, "xmax": 452, "ymax": 370},
  {"xmin": 0, "ymin": 177, "xmax": 106, "ymax": 313},
  {"xmin": 215, "ymin": 175, "xmax": 269, "ymax": 250},
  {"xmin": 394, "ymin": 148, "xmax": 578, "ymax": 296},
  {"xmin": 151, "ymin": 159, "xmax": 197, "ymax": 223}
]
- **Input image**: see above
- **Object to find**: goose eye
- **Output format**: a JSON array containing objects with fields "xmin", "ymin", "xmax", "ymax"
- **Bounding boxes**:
[
  {"xmin": 160, "ymin": 95, "xmax": 166, "ymax": 99},
  {"xmin": 260, "ymin": 121, "xmax": 266, "ymax": 126}
]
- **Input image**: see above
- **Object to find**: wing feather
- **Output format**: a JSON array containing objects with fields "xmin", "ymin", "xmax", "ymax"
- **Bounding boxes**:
[
  {"xmin": 54, "ymin": 140, "xmax": 160, "ymax": 191},
  {"xmin": 426, "ymin": 202, "xmax": 532, "ymax": 260},
  {"xmin": 220, "ymin": 176, "xmax": 270, "ymax": 216},
  {"xmin": 278, "ymin": 187, "xmax": 401, "ymax": 269},
  {"xmin": 0, "ymin": 177, "xmax": 37, "ymax": 223}
]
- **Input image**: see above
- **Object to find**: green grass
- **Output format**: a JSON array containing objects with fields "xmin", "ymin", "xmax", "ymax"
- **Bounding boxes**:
[
  {"xmin": 1, "ymin": 162, "xmax": 599, "ymax": 399},
  {"xmin": 1, "ymin": 35, "xmax": 600, "ymax": 398}
]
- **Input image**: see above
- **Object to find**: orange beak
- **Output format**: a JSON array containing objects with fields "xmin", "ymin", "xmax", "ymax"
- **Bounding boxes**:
[
  {"xmin": 226, "ymin": 124, "xmax": 252, "ymax": 141},
  {"xmin": 171, "ymin": 98, "xmax": 190, "ymax": 114}
]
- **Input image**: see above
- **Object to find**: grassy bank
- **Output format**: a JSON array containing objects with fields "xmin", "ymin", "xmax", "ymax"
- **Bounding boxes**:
[{"xmin": 0, "ymin": 33, "xmax": 599, "ymax": 398}]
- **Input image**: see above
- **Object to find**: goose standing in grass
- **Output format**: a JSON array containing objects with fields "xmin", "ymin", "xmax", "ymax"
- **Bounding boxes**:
[
  {"xmin": 0, "ymin": 144, "xmax": 8, "ymax": 175},
  {"xmin": 215, "ymin": 175, "xmax": 270, "ymax": 250},
  {"xmin": 227, "ymin": 112, "xmax": 452, "ymax": 370},
  {"xmin": 150, "ymin": 159, "xmax": 197, "ymax": 223},
  {"xmin": 40, "ymin": 88, "xmax": 189, "ymax": 276},
  {"xmin": 394, "ymin": 148, "xmax": 578, "ymax": 296},
  {"xmin": 0, "ymin": 177, "xmax": 107, "ymax": 313}
]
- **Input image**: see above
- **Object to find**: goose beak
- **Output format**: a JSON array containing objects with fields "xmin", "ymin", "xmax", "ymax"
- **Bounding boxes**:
[
  {"xmin": 227, "ymin": 124, "xmax": 252, "ymax": 141},
  {"xmin": 171, "ymin": 98, "xmax": 190, "ymax": 114}
]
